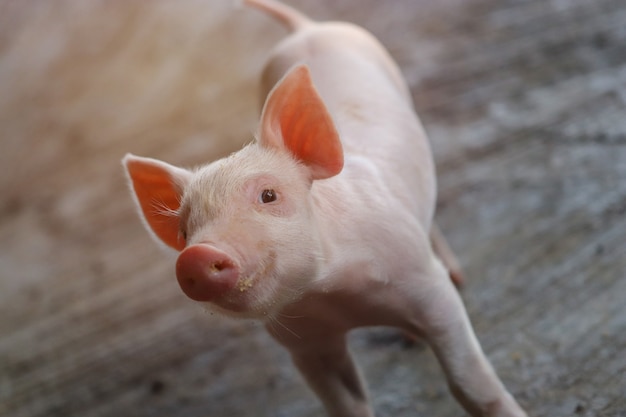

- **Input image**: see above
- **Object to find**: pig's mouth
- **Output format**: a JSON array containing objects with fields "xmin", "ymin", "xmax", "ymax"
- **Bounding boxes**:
[
  {"xmin": 234, "ymin": 250, "xmax": 276, "ymax": 294},
  {"xmin": 217, "ymin": 251, "xmax": 287, "ymax": 316}
]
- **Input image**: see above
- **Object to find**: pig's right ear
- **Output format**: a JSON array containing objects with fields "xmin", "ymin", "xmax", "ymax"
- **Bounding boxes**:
[
  {"xmin": 122, "ymin": 154, "xmax": 191, "ymax": 251},
  {"xmin": 258, "ymin": 65, "xmax": 344, "ymax": 180}
]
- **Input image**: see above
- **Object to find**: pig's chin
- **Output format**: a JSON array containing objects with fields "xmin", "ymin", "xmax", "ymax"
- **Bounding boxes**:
[
  {"xmin": 199, "ymin": 290, "xmax": 289, "ymax": 320},
  {"xmin": 201, "ymin": 300, "xmax": 273, "ymax": 320}
]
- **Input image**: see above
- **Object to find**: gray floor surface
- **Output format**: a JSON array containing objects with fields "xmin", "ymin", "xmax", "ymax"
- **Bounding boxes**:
[{"xmin": 1, "ymin": 0, "xmax": 625, "ymax": 416}]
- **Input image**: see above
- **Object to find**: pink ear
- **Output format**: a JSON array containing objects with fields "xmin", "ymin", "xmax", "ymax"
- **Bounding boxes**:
[
  {"xmin": 259, "ymin": 65, "xmax": 344, "ymax": 180},
  {"xmin": 122, "ymin": 154, "xmax": 191, "ymax": 251}
]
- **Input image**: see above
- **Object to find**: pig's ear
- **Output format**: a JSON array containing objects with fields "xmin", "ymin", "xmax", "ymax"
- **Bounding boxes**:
[
  {"xmin": 122, "ymin": 154, "xmax": 191, "ymax": 251},
  {"xmin": 259, "ymin": 65, "xmax": 344, "ymax": 180}
]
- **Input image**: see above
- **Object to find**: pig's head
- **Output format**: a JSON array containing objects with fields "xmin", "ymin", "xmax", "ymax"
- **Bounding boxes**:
[{"xmin": 122, "ymin": 65, "xmax": 343, "ymax": 318}]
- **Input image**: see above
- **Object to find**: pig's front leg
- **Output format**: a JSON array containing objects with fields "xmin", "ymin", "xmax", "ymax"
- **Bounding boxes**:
[
  {"xmin": 405, "ymin": 259, "xmax": 527, "ymax": 417},
  {"xmin": 267, "ymin": 327, "xmax": 374, "ymax": 417}
]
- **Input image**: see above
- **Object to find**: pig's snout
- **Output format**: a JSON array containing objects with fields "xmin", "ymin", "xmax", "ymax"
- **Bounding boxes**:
[{"xmin": 176, "ymin": 244, "xmax": 239, "ymax": 302}]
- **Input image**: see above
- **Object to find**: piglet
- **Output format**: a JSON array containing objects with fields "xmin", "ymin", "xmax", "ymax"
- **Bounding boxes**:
[{"xmin": 122, "ymin": 0, "xmax": 527, "ymax": 416}]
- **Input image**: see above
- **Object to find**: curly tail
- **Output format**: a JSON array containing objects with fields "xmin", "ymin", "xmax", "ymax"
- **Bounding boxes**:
[{"xmin": 244, "ymin": 0, "xmax": 313, "ymax": 31}]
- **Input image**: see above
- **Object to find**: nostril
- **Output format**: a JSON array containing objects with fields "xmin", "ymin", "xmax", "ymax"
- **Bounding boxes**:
[
  {"xmin": 209, "ymin": 259, "xmax": 231, "ymax": 273},
  {"xmin": 182, "ymin": 276, "xmax": 197, "ymax": 288}
]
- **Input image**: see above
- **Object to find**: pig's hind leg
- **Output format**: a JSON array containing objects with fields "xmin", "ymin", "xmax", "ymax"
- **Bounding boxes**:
[
  {"xmin": 430, "ymin": 223, "xmax": 464, "ymax": 287},
  {"xmin": 402, "ymin": 259, "xmax": 526, "ymax": 417}
]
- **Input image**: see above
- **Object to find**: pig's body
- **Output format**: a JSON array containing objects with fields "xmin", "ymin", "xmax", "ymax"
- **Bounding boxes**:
[
  {"xmin": 257, "ymin": 14, "xmax": 438, "ymax": 329},
  {"xmin": 122, "ymin": 1, "xmax": 526, "ymax": 416}
]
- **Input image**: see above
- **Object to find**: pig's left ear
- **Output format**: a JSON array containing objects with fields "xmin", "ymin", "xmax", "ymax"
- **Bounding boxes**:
[
  {"xmin": 122, "ymin": 154, "xmax": 191, "ymax": 251},
  {"xmin": 259, "ymin": 64, "xmax": 344, "ymax": 180}
]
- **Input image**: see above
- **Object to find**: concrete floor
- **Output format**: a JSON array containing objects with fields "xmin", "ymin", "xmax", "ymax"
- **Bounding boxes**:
[{"xmin": 1, "ymin": 0, "xmax": 625, "ymax": 416}]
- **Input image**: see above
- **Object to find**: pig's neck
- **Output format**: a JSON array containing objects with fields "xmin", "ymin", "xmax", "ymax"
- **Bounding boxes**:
[{"xmin": 282, "ymin": 165, "xmax": 432, "ymax": 330}]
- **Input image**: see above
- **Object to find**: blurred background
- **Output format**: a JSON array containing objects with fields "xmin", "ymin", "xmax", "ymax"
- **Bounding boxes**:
[{"xmin": 1, "ymin": 0, "xmax": 625, "ymax": 416}]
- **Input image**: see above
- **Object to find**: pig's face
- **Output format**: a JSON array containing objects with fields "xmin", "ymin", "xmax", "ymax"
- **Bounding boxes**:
[
  {"xmin": 123, "ymin": 65, "xmax": 343, "ymax": 319},
  {"xmin": 176, "ymin": 145, "xmax": 323, "ymax": 318}
]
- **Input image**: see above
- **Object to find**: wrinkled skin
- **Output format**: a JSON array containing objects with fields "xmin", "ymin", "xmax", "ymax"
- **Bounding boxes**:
[{"xmin": 122, "ymin": 1, "xmax": 527, "ymax": 416}]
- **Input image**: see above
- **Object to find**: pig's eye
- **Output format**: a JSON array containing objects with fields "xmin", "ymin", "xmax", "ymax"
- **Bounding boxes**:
[
  {"xmin": 180, "ymin": 229, "xmax": 187, "ymax": 241},
  {"xmin": 259, "ymin": 189, "xmax": 277, "ymax": 204}
]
